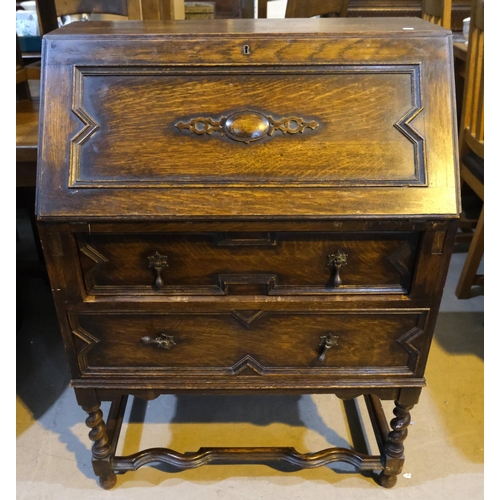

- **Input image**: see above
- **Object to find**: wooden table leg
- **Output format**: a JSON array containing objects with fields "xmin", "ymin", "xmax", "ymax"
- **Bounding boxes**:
[
  {"xmin": 379, "ymin": 401, "xmax": 413, "ymax": 488},
  {"xmin": 76, "ymin": 390, "xmax": 128, "ymax": 489}
]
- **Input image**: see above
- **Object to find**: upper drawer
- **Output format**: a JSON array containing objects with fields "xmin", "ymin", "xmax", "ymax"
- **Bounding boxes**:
[
  {"xmin": 37, "ymin": 18, "xmax": 459, "ymax": 219},
  {"xmin": 77, "ymin": 231, "xmax": 419, "ymax": 296}
]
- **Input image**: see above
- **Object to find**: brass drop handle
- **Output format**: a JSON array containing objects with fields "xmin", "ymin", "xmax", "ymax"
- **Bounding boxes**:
[
  {"xmin": 318, "ymin": 333, "xmax": 338, "ymax": 362},
  {"xmin": 327, "ymin": 250, "xmax": 348, "ymax": 287},
  {"xmin": 148, "ymin": 252, "xmax": 169, "ymax": 288},
  {"xmin": 142, "ymin": 333, "xmax": 176, "ymax": 350}
]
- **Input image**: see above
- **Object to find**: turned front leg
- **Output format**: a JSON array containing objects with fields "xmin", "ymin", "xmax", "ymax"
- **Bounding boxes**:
[
  {"xmin": 83, "ymin": 403, "xmax": 117, "ymax": 490},
  {"xmin": 379, "ymin": 401, "xmax": 413, "ymax": 488}
]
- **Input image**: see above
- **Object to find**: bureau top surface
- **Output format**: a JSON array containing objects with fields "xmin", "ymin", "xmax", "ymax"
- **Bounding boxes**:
[
  {"xmin": 37, "ymin": 18, "xmax": 460, "ymax": 221},
  {"xmin": 45, "ymin": 17, "xmax": 448, "ymax": 38}
]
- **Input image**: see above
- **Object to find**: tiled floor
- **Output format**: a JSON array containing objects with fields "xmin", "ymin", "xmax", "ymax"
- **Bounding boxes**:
[{"xmin": 16, "ymin": 209, "xmax": 484, "ymax": 499}]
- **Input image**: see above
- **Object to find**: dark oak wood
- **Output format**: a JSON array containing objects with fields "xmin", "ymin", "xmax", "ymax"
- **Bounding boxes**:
[
  {"xmin": 36, "ymin": 0, "xmax": 59, "ymax": 35},
  {"xmin": 37, "ymin": 18, "xmax": 458, "ymax": 220},
  {"xmin": 36, "ymin": 18, "xmax": 459, "ymax": 489}
]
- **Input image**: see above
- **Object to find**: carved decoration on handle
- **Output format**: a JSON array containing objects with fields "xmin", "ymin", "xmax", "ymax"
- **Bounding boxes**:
[
  {"xmin": 175, "ymin": 110, "xmax": 319, "ymax": 144},
  {"xmin": 148, "ymin": 252, "xmax": 169, "ymax": 288},
  {"xmin": 318, "ymin": 333, "xmax": 339, "ymax": 362},
  {"xmin": 327, "ymin": 250, "xmax": 348, "ymax": 287},
  {"xmin": 142, "ymin": 333, "xmax": 176, "ymax": 350}
]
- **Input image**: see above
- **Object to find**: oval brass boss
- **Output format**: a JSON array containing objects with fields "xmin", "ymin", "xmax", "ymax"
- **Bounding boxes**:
[{"xmin": 224, "ymin": 111, "xmax": 270, "ymax": 142}]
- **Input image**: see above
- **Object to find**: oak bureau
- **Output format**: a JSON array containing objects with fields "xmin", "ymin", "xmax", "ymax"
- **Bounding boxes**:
[{"xmin": 36, "ymin": 18, "xmax": 460, "ymax": 489}]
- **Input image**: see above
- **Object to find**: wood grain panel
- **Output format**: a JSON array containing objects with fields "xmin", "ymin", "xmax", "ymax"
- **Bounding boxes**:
[
  {"xmin": 37, "ymin": 19, "xmax": 459, "ymax": 219},
  {"xmin": 70, "ymin": 65, "xmax": 423, "ymax": 187}
]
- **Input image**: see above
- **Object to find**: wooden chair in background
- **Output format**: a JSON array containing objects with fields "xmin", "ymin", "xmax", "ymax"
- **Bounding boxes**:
[
  {"xmin": 421, "ymin": 0, "xmax": 452, "ymax": 29},
  {"xmin": 16, "ymin": 35, "xmax": 31, "ymax": 102},
  {"xmin": 50, "ymin": 0, "xmax": 184, "ymax": 24},
  {"xmin": 285, "ymin": 0, "xmax": 349, "ymax": 18},
  {"xmin": 33, "ymin": 0, "xmax": 185, "ymax": 41},
  {"xmin": 16, "ymin": 31, "xmax": 38, "ymax": 188},
  {"xmin": 258, "ymin": 0, "xmax": 350, "ymax": 19},
  {"xmin": 17, "ymin": 0, "xmax": 185, "ymax": 203},
  {"xmin": 17, "ymin": 0, "xmax": 184, "ymax": 300},
  {"xmin": 17, "ymin": 0, "xmax": 184, "ymax": 178},
  {"xmin": 17, "ymin": 34, "xmax": 45, "ymax": 302},
  {"xmin": 455, "ymin": 0, "xmax": 484, "ymax": 299}
]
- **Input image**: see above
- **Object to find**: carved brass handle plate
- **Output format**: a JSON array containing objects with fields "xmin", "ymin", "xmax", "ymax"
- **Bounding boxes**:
[
  {"xmin": 142, "ymin": 333, "xmax": 176, "ymax": 350},
  {"xmin": 318, "ymin": 333, "xmax": 339, "ymax": 362},
  {"xmin": 327, "ymin": 250, "xmax": 348, "ymax": 287},
  {"xmin": 148, "ymin": 252, "xmax": 169, "ymax": 288},
  {"xmin": 175, "ymin": 109, "xmax": 319, "ymax": 144}
]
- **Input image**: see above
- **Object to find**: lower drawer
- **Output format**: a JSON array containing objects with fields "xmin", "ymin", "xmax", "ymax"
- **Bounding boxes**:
[{"xmin": 69, "ymin": 309, "xmax": 428, "ymax": 378}]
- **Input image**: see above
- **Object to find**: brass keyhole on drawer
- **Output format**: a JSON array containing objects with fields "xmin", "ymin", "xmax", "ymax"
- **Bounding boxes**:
[
  {"xmin": 318, "ymin": 333, "xmax": 338, "ymax": 362},
  {"xmin": 242, "ymin": 44, "xmax": 251, "ymax": 55},
  {"xmin": 327, "ymin": 250, "xmax": 348, "ymax": 287},
  {"xmin": 142, "ymin": 333, "xmax": 176, "ymax": 350},
  {"xmin": 148, "ymin": 252, "xmax": 169, "ymax": 288}
]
